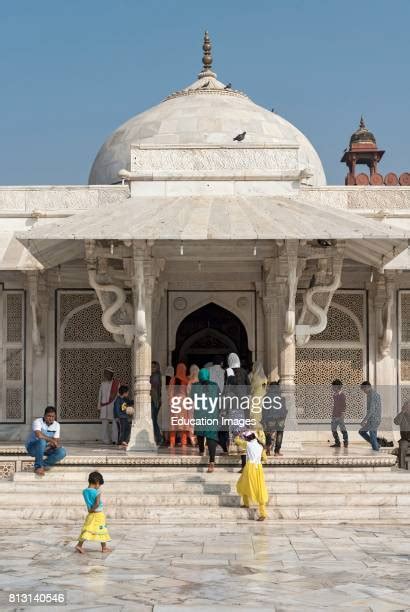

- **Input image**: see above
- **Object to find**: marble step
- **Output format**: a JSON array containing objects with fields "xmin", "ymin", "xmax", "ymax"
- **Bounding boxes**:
[
  {"xmin": 0, "ymin": 505, "xmax": 407, "ymax": 523},
  {"xmin": 3, "ymin": 480, "xmax": 410, "ymax": 494},
  {"xmin": 0, "ymin": 491, "xmax": 408, "ymax": 507},
  {"xmin": 12, "ymin": 469, "xmax": 408, "ymax": 483}
]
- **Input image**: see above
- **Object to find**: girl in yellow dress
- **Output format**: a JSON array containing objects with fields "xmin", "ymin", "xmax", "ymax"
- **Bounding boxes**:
[
  {"xmin": 75, "ymin": 471, "xmax": 111, "ymax": 553},
  {"xmin": 236, "ymin": 431, "xmax": 269, "ymax": 521}
]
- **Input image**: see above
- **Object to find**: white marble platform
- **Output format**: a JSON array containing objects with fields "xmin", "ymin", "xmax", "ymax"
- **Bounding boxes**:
[
  {"xmin": 0, "ymin": 442, "xmax": 398, "ymax": 469},
  {"xmin": 0, "ymin": 523, "xmax": 409, "ymax": 611}
]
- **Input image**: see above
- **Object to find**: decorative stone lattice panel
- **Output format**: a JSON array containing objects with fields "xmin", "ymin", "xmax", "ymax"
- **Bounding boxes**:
[
  {"xmin": 0, "ymin": 291, "xmax": 25, "ymax": 423},
  {"xmin": 64, "ymin": 302, "xmax": 113, "ymax": 343},
  {"xmin": 296, "ymin": 348, "xmax": 365, "ymax": 420},
  {"xmin": 333, "ymin": 293, "xmax": 364, "ymax": 325},
  {"xmin": 400, "ymin": 349, "xmax": 410, "ymax": 381},
  {"xmin": 6, "ymin": 388, "xmax": 23, "ymax": 420},
  {"xmin": 400, "ymin": 293, "xmax": 410, "ymax": 343},
  {"xmin": 60, "ymin": 293, "xmax": 94, "ymax": 322},
  {"xmin": 312, "ymin": 305, "xmax": 360, "ymax": 342},
  {"xmin": 400, "ymin": 386, "xmax": 410, "ymax": 407},
  {"xmin": 6, "ymin": 349, "xmax": 22, "ymax": 380},
  {"xmin": 6, "ymin": 293, "xmax": 23, "ymax": 343},
  {"xmin": 57, "ymin": 290, "xmax": 131, "ymax": 422},
  {"xmin": 399, "ymin": 293, "xmax": 410, "ymax": 413},
  {"xmin": 59, "ymin": 348, "xmax": 131, "ymax": 420},
  {"xmin": 0, "ymin": 461, "xmax": 15, "ymax": 479},
  {"xmin": 295, "ymin": 291, "xmax": 366, "ymax": 421}
]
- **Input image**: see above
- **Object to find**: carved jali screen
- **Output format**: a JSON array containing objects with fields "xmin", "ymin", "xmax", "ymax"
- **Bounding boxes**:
[
  {"xmin": 57, "ymin": 290, "xmax": 131, "ymax": 422},
  {"xmin": 399, "ymin": 291, "xmax": 410, "ymax": 407},
  {"xmin": 295, "ymin": 291, "xmax": 367, "ymax": 422},
  {"xmin": 0, "ymin": 290, "xmax": 25, "ymax": 423}
]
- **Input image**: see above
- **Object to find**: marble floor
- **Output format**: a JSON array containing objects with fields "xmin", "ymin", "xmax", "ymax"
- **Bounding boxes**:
[{"xmin": 0, "ymin": 523, "xmax": 409, "ymax": 611}]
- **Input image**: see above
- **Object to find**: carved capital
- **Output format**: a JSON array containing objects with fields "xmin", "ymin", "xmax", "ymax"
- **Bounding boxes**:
[
  {"xmin": 296, "ymin": 244, "xmax": 345, "ymax": 346},
  {"xmin": 25, "ymin": 271, "xmax": 45, "ymax": 356},
  {"xmin": 375, "ymin": 271, "xmax": 395, "ymax": 357}
]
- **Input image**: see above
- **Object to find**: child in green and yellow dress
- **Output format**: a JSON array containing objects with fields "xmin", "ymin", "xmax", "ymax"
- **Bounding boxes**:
[{"xmin": 75, "ymin": 471, "xmax": 111, "ymax": 553}]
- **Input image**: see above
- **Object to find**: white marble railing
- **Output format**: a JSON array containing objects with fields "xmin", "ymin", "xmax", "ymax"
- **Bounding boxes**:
[
  {"xmin": 300, "ymin": 186, "xmax": 410, "ymax": 210},
  {"xmin": 0, "ymin": 185, "xmax": 129, "ymax": 213}
]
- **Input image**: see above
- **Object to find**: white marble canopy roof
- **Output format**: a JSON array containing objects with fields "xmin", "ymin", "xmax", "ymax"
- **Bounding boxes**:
[
  {"xmin": 13, "ymin": 195, "xmax": 406, "ymax": 269},
  {"xmin": 17, "ymin": 195, "xmax": 407, "ymax": 243}
]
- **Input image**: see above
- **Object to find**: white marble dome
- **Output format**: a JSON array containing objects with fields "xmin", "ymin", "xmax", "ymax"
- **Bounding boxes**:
[{"xmin": 89, "ymin": 46, "xmax": 326, "ymax": 186}]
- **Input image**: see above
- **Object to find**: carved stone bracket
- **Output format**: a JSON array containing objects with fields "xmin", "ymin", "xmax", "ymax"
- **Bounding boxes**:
[
  {"xmin": 375, "ymin": 271, "xmax": 395, "ymax": 357},
  {"xmin": 85, "ymin": 239, "xmax": 134, "ymax": 346},
  {"xmin": 296, "ymin": 244, "xmax": 345, "ymax": 346},
  {"xmin": 278, "ymin": 241, "xmax": 306, "ymax": 345},
  {"xmin": 25, "ymin": 271, "xmax": 47, "ymax": 356}
]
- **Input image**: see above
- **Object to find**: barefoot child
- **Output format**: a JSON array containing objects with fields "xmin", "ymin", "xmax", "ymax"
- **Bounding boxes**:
[
  {"xmin": 236, "ymin": 431, "xmax": 269, "ymax": 521},
  {"xmin": 75, "ymin": 471, "xmax": 111, "ymax": 553}
]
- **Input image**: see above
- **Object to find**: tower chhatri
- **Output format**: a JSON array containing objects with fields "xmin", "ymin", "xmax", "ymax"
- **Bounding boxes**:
[{"xmin": 341, "ymin": 116, "xmax": 385, "ymax": 185}]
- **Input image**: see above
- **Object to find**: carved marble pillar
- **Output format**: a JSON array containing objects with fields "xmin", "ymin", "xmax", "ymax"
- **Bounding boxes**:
[
  {"xmin": 278, "ymin": 240, "xmax": 303, "ymax": 449},
  {"xmin": 127, "ymin": 243, "xmax": 157, "ymax": 452},
  {"xmin": 263, "ymin": 258, "xmax": 279, "ymax": 382},
  {"xmin": 25, "ymin": 271, "xmax": 49, "ymax": 416},
  {"xmin": 374, "ymin": 270, "xmax": 397, "ymax": 439}
]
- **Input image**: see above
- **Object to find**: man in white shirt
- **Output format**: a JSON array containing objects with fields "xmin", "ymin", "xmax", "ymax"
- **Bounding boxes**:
[
  {"xmin": 25, "ymin": 406, "xmax": 67, "ymax": 476},
  {"xmin": 97, "ymin": 368, "xmax": 120, "ymax": 444}
]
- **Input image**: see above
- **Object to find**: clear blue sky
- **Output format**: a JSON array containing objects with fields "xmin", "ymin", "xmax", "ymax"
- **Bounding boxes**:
[{"xmin": 0, "ymin": 0, "xmax": 409, "ymax": 185}]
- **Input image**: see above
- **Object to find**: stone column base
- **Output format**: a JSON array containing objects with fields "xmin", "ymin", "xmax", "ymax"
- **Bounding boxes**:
[
  {"xmin": 127, "ymin": 419, "xmax": 157, "ymax": 453},
  {"xmin": 281, "ymin": 424, "xmax": 303, "ymax": 451}
]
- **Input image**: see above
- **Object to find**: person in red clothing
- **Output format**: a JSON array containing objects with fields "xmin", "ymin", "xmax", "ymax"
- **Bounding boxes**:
[{"xmin": 330, "ymin": 379, "xmax": 348, "ymax": 448}]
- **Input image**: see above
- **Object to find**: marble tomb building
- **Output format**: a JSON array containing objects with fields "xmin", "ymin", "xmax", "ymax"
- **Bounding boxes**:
[{"xmin": 1, "ymin": 33, "xmax": 410, "ymax": 450}]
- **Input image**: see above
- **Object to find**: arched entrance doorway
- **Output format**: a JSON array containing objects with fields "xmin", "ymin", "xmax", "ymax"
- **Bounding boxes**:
[{"xmin": 173, "ymin": 302, "xmax": 251, "ymax": 369}]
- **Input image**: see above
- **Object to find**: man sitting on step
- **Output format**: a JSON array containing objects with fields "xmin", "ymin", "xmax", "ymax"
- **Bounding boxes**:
[{"xmin": 25, "ymin": 406, "xmax": 67, "ymax": 476}]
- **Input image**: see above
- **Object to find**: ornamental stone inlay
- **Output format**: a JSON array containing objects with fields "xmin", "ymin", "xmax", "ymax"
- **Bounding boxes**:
[
  {"xmin": 173, "ymin": 297, "xmax": 187, "ymax": 311},
  {"xmin": 131, "ymin": 147, "xmax": 299, "ymax": 173},
  {"xmin": 0, "ymin": 461, "xmax": 15, "ymax": 479},
  {"xmin": 237, "ymin": 296, "xmax": 248, "ymax": 309}
]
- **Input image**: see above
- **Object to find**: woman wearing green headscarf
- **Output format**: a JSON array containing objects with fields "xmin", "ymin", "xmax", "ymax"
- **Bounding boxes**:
[{"xmin": 190, "ymin": 368, "xmax": 221, "ymax": 473}]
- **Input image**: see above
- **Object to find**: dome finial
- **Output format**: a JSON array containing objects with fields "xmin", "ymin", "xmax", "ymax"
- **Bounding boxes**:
[
  {"xmin": 360, "ymin": 115, "xmax": 366, "ymax": 129},
  {"xmin": 198, "ymin": 30, "xmax": 217, "ymax": 79},
  {"xmin": 202, "ymin": 31, "xmax": 212, "ymax": 72}
]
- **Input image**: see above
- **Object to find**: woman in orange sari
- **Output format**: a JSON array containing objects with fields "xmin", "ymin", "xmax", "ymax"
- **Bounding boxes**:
[
  {"xmin": 168, "ymin": 363, "xmax": 190, "ymax": 448},
  {"xmin": 186, "ymin": 365, "xmax": 199, "ymax": 446}
]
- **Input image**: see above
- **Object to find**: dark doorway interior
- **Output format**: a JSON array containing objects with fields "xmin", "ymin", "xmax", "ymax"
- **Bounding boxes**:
[{"xmin": 173, "ymin": 302, "xmax": 252, "ymax": 370}]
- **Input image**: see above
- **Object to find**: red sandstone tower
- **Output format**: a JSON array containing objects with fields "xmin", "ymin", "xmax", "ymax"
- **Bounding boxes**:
[
  {"xmin": 341, "ymin": 117, "xmax": 385, "ymax": 185},
  {"xmin": 341, "ymin": 117, "xmax": 410, "ymax": 186}
]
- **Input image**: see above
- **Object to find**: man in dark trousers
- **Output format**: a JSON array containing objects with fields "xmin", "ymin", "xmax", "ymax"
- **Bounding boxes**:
[
  {"xmin": 330, "ymin": 379, "xmax": 348, "ymax": 448},
  {"xmin": 394, "ymin": 400, "xmax": 410, "ymax": 469},
  {"xmin": 359, "ymin": 381, "xmax": 382, "ymax": 451}
]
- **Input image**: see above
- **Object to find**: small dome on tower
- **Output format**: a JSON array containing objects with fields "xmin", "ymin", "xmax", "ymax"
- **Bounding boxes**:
[{"xmin": 349, "ymin": 116, "xmax": 377, "ymax": 150}]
